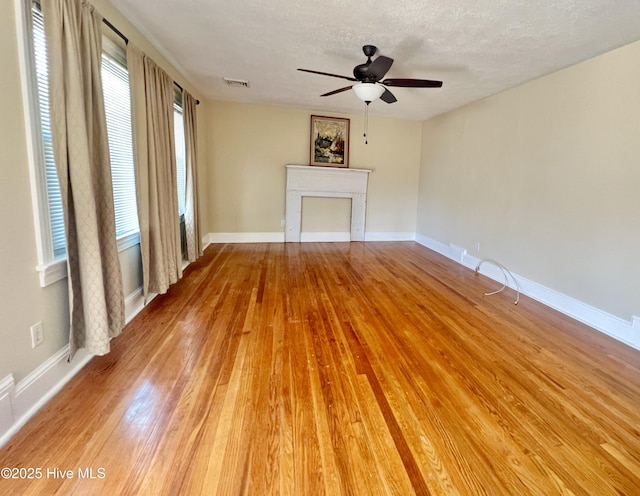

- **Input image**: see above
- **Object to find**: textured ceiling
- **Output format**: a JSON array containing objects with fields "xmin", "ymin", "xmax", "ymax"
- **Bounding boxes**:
[{"xmin": 107, "ymin": 0, "xmax": 640, "ymax": 121}]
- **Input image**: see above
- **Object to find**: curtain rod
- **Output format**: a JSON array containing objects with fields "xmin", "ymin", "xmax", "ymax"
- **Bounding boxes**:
[{"xmin": 102, "ymin": 18, "xmax": 200, "ymax": 105}]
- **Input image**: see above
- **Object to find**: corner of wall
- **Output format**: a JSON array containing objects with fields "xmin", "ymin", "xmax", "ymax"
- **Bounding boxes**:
[{"xmin": 415, "ymin": 233, "xmax": 640, "ymax": 352}]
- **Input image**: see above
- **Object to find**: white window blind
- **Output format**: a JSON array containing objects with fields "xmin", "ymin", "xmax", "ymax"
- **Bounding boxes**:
[
  {"xmin": 102, "ymin": 50, "xmax": 138, "ymax": 237},
  {"xmin": 174, "ymin": 102, "xmax": 186, "ymax": 215},
  {"xmin": 32, "ymin": 6, "xmax": 66, "ymax": 258}
]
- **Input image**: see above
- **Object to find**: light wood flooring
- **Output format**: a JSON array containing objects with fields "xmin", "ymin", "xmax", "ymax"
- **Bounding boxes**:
[{"xmin": 1, "ymin": 242, "xmax": 639, "ymax": 495}]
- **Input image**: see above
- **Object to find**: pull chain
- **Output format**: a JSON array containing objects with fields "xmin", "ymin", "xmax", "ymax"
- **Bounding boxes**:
[{"xmin": 363, "ymin": 102, "xmax": 370, "ymax": 144}]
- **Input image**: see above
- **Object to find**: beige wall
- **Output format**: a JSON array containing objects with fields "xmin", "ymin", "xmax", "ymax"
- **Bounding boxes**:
[
  {"xmin": 0, "ymin": 0, "xmax": 69, "ymax": 381},
  {"xmin": 204, "ymin": 101, "xmax": 421, "ymax": 235},
  {"xmin": 0, "ymin": 0, "xmax": 205, "ymax": 382},
  {"xmin": 418, "ymin": 40, "xmax": 640, "ymax": 321}
]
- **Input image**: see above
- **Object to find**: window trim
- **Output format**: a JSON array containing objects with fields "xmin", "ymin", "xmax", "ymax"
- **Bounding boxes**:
[
  {"xmin": 34, "ymin": 231, "xmax": 140, "ymax": 287},
  {"xmin": 15, "ymin": 0, "xmax": 61, "ymax": 282},
  {"xmin": 117, "ymin": 231, "xmax": 141, "ymax": 252}
]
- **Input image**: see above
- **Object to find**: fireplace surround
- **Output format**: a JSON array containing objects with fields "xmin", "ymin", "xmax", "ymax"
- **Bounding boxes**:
[{"xmin": 285, "ymin": 165, "xmax": 372, "ymax": 242}]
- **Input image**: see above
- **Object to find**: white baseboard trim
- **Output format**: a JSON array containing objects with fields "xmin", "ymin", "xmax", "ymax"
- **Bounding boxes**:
[
  {"xmin": 301, "ymin": 232, "xmax": 415, "ymax": 242},
  {"xmin": 415, "ymin": 233, "xmax": 640, "ymax": 351},
  {"xmin": 300, "ymin": 232, "xmax": 351, "ymax": 242},
  {"xmin": 202, "ymin": 234, "xmax": 212, "ymax": 251},
  {"xmin": 125, "ymin": 287, "xmax": 145, "ymax": 323},
  {"xmin": 205, "ymin": 232, "xmax": 285, "ymax": 244},
  {"xmin": 0, "ymin": 346, "xmax": 92, "ymax": 449},
  {"xmin": 0, "ymin": 285, "xmax": 152, "ymax": 449},
  {"xmin": 365, "ymin": 232, "xmax": 416, "ymax": 241},
  {"xmin": 0, "ymin": 375, "xmax": 15, "ymax": 438},
  {"xmin": 414, "ymin": 234, "xmax": 452, "ymax": 260},
  {"xmin": 204, "ymin": 231, "xmax": 417, "ymax": 244}
]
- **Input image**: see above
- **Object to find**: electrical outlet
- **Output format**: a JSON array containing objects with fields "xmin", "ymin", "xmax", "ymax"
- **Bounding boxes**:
[
  {"xmin": 280, "ymin": 219, "xmax": 286, "ymax": 228},
  {"xmin": 30, "ymin": 322, "xmax": 44, "ymax": 348},
  {"xmin": 476, "ymin": 242, "xmax": 481, "ymax": 252}
]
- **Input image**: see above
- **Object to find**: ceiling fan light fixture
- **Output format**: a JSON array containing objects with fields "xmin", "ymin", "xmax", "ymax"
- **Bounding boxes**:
[{"xmin": 352, "ymin": 82, "xmax": 384, "ymax": 103}]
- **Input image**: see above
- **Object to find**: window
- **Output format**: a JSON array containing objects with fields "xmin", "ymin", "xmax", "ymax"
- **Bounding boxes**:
[
  {"xmin": 173, "ymin": 99, "xmax": 186, "ymax": 216},
  {"xmin": 32, "ymin": 5, "xmax": 66, "ymax": 260},
  {"xmin": 24, "ymin": 2, "xmax": 139, "ymax": 285},
  {"xmin": 102, "ymin": 45, "xmax": 138, "ymax": 239},
  {"xmin": 21, "ymin": 1, "xmax": 188, "ymax": 285}
]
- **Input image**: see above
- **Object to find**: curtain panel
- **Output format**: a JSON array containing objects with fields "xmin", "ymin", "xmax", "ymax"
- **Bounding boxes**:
[
  {"xmin": 127, "ymin": 44, "xmax": 182, "ymax": 297},
  {"xmin": 182, "ymin": 90, "xmax": 202, "ymax": 262},
  {"xmin": 42, "ymin": 0, "xmax": 125, "ymax": 358}
]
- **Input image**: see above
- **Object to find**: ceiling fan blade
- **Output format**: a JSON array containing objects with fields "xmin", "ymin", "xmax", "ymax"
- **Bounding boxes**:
[
  {"xmin": 320, "ymin": 86, "xmax": 353, "ymax": 97},
  {"xmin": 363, "ymin": 55, "xmax": 393, "ymax": 81},
  {"xmin": 298, "ymin": 68, "xmax": 357, "ymax": 82},
  {"xmin": 380, "ymin": 88, "xmax": 397, "ymax": 104},
  {"xmin": 381, "ymin": 78, "xmax": 443, "ymax": 88}
]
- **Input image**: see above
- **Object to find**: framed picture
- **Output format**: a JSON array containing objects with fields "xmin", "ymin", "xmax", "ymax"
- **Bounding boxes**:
[{"xmin": 310, "ymin": 115, "xmax": 350, "ymax": 168}]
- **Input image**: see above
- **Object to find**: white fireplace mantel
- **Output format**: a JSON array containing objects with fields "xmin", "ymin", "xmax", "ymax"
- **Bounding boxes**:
[{"xmin": 285, "ymin": 165, "xmax": 372, "ymax": 242}]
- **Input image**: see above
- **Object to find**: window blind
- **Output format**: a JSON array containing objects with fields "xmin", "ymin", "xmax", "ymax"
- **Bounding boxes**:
[
  {"xmin": 32, "ymin": 6, "xmax": 66, "ymax": 258},
  {"xmin": 174, "ymin": 103, "xmax": 186, "ymax": 215},
  {"xmin": 102, "ymin": 52, "xmax": 138, "ymax": 237}
]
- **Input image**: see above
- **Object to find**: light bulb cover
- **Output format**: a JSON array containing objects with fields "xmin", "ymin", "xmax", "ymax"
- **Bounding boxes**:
[{"xmin": 352, "ymin": 83, "xmax": 384, "ymax": 103}]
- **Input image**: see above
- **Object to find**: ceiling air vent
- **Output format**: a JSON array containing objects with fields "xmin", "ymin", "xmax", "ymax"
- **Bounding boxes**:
[{"xmin": 223, "ymin": 77, "xmax": 250, "ymax": 88}]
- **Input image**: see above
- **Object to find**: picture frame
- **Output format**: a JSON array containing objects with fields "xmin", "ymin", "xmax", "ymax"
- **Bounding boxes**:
[{"xmin": 310, "ymin": 115, "xmax": 350, "ymax": 168}]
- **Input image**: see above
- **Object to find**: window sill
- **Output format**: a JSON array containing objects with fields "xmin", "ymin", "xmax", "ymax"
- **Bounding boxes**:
[
  {"xmin": 117, "ymin": 230, "xmax": 140, "ymax": 251},
  {"xmin": 36, "ymin": 231, "xmax": 141, "ymax": 287},
  {"xmin": 36, "ymin": 259, "xmax": 67, "ymax": 287}
]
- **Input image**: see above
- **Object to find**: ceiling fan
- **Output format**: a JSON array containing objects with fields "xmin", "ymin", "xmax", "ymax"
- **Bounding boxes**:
[{"xmin": 298, "ymin": 45, "xmax": 443, "ymax": 104}]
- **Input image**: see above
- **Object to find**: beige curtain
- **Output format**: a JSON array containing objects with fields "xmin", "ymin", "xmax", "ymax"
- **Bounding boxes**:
[
  {"xmin": 127, "ymin": 44, "xmax": 182, "ymax": 297},
  {"xmin": 182, "ymin": 90, "xmax": 202, "ymax": 262},
  {"xmin": 42, "ymin": 0, "xmax": 124, "ymax": 359}
]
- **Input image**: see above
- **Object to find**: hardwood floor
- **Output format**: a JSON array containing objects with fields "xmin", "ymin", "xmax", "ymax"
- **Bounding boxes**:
[{"xmin": 1, "ymin": 242, "xmax": 639, "ymax": 495}]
